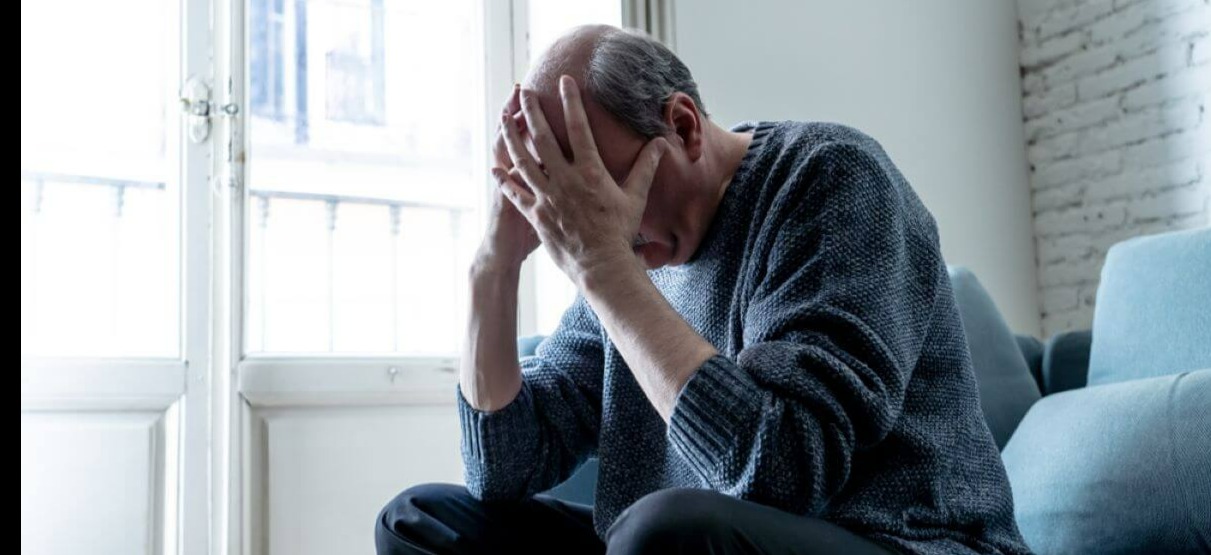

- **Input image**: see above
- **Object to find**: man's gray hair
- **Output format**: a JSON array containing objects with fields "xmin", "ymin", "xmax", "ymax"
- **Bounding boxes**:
[{"xmin": 585, "ymin": 29, "xmax": 709, "ymax": 139}]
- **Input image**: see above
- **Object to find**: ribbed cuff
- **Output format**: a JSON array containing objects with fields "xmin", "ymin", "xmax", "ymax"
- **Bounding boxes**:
[
  {"xmin": 668, "ymin": 354, "xmax": 764, "ymax": 483},
  {"xmin": 457, "ymin": 383, "xmax": 536, "ymax": 464}
]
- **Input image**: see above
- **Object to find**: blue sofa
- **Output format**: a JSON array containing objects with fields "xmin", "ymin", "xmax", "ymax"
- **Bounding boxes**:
[
  {"xmin": 523, "ymin": 228, "xmax": 1210, "ymax": 553},
  {"xmin": 1001, "ymin": 228, "xmax": 1210, "ymax": 554}
]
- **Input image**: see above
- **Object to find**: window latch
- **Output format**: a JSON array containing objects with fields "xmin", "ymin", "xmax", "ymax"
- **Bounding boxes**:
[{"xmin": 179, "ymin": 76, "xmax": 240, "ymax": 144}]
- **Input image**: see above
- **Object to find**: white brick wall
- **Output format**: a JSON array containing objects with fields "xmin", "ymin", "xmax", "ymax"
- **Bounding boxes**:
[{"xmin": 1018, "ymin": 0, "xmax": 1211, "ymax": 336}]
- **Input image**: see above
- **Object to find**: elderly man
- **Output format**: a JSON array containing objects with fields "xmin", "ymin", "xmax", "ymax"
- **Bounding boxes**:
[{"xmin": 377, "ymin": 25, "xmax": 1030, "ymax": 555}]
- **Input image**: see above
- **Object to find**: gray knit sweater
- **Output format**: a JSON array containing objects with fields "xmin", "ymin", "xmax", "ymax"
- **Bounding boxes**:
[{"xmin": 458, "ymin": 121, "xmax": 1031, "ymax": 555}]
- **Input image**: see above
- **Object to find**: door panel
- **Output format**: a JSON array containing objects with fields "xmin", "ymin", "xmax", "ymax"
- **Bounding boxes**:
[
  {"xmin": 253, "ymin": 405, "xmax": 462, "ymax": 555},
  {"xmin": 21, "ymin": 409, "xmax": 175, "ymax": 555}
]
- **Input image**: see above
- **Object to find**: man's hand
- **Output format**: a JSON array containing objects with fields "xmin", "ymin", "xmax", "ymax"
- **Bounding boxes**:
[
  {"xmin": 495, "ymin": 75, "xmax": 668, "ymax": 286},
  {"xmin": 479, "ymin": 85, "xmax": 540, "ymax": 271},
  {"xmin": 495, "ymin": 75, "xmax": 712, "ymax": 423}
]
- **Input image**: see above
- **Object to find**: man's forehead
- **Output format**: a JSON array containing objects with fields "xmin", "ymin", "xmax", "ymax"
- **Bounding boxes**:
[{"xmin": 519, "ymin": 25, "xmax": 608, "ymax": 153}]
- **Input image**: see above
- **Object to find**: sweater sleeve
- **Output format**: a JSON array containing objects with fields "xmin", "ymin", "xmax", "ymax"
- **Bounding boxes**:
[
  {"xmin": 458, "ymin": 294, "xmax": 604, "ymax": 501},
  {"xmin": 667, "ymin": 142, "xmax": 943, "ymax": 515}
]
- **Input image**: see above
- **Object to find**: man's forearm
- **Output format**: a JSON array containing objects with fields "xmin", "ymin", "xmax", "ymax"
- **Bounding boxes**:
[
  {"xmin": 578, "ymin": 253, "xmax": 718, "ymax": 422},
  {"xmin": 460, "ymin": 260, "xmax": 524, "ymax": 412}
]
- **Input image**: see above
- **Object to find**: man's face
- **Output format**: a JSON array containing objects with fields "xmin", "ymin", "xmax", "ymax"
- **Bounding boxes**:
[{"xmin": 520, "ymin": 84, "xmax": 685, "ymax": 269}]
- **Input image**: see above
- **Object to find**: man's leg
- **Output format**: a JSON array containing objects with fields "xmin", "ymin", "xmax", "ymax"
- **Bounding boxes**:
[
  {"xmin": 605, "ymin": 489, "xmax": 897, "ymax": 555},
  {"xmin": 376, "ymin": 483, "xmax": 604, "ymax": 555}
]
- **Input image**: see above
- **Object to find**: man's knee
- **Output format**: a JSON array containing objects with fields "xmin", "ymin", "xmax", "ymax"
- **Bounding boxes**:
[
  {"xmin": 376, "ymin": 483, "xmax": 471, "ymax": 554},
  {"xmin": 606, "ymin": 488, "xmax": 734, "ymax": 553},
  {"xmin": 378, "ymin": 483, "xmax": 468, "ymax": 525}
]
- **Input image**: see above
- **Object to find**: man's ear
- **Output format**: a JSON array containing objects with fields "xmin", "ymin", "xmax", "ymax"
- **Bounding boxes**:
[{"xmin": 662, "ymin": 92, "xmax": 704, "ymax": 162}]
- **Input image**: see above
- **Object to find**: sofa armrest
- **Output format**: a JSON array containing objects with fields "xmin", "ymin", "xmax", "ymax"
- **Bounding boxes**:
[
  {"xmin": 1002, "ymin": 369, "xmax": 1210, "ymax": 554},
  {"xmin": 1041, "ymin": 330, "xmax": 1091, "ymax": 396}
]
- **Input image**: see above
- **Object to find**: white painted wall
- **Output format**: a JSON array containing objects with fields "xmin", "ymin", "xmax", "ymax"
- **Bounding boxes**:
[
  {"xmin": 674, "ymin": 0, "xmax": 1042, "ymax": 335},
  {"xmin": 1017, "ymin": 0, "xmax": 1210, "ymax": 336}
]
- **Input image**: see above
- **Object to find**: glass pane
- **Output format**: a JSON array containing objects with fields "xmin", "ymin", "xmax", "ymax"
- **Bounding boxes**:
[
  {"xmin": 21, "ymin": 0, "xmax": 180, "ymax": 357},
  {"xmin": 528, "ymin": 0, "xmax": 622, "ymax": 334},
  {"xmin": 246, "ymin": 0, "xmax": 481, "ymax": 355}
]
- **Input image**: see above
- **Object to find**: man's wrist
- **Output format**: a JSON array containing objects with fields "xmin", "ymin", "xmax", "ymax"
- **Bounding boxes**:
[
  {"xmin": 574, "ymin": 247, "xmax": 648, "ymax": 299},
  {"xmin": 470, "ymin": 250, "xmax": 524, "ymax": 282}
]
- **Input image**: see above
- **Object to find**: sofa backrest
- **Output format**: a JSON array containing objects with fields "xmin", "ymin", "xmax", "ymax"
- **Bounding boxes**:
[
  {"xmin": 1089, "ymin": 228, "xmax": 1211, "ymax": 386},
  {"xmin": 947, "ymin": 267, "xmax": 1042, "ymax": 449}
]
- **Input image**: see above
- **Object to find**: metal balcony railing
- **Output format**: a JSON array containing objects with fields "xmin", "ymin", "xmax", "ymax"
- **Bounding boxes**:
[{"xmin": 22, "ymin": 170, "xmax": 471, "ymax": 356}]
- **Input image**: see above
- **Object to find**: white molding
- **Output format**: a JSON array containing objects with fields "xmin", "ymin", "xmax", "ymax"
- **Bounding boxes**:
[
  {"xmin": 241, "ymin": 401, "xmax": 265, "ymax": 555},
  {"xmin": 157, "ymin": 404, "xmax": 180, "ymax": 555},
  {"xmin": 21, "ymin": 359, "xmax": 186, "ymax": 412},
  {"xmin": 238, "ymin": 357, "xmax": 459, "ymax": 408}
]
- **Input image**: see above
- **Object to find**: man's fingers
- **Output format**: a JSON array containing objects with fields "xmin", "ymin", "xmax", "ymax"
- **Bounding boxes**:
[
  {"xmin": 558, "ymin": 75, "xmax": 600, "ymax": 163},
  {"xmin": 519, "ymin": 89, "xmax": 568, "ymax": 171},
  {"xmin": 621, "ymin": 138, "xmax": 668, "ymax": 201},
  {"xmin": 501, "ymin": 113, "xmax": 548, "ymax": 193},
  {"xmin": 504, "ymin": 83, "xmax": 521, "ymax": 117},
  {"xmin": 492, "ymin": 167, "xmax": 536, "ymax": 209},
  {"xmin": 493, "ymin": 85, "xmax": 528, "ymax": 168}
]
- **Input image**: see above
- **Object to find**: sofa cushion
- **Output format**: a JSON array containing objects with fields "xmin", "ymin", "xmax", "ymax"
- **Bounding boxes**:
[
  {"xmin": 948, "ymin": 267, "xmax": 1041, "ymax": 449},
  {"xmin": 1015, "ymin": 334, "xmax": 1045, "ymax": 393},
  {"xmin": 1001, "ymin": 369, "xmax": 1211, "ymax": 554},
  {"xmin": 518, "ymin": 335, "xmax": 545, "ymax": 357},
  {"xmin": 1089, "ymin": 228, "xmax": 1211, "ymax": 386}
]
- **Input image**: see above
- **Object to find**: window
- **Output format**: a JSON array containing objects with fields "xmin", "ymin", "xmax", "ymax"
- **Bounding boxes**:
[
  {"xmin": 245, "ymin": 0, "xmax": 624, "ymax": 353},
  {"xmin": 246, "ymin": 0, "xmax": 481, "ymax": 355},
  {"xmin": 249, "ymin": 0, "xmax": 287, "ymax": 121},
  {"xmin": 21, "ymin": 0, "xmax": 180, "ymax": 358}
]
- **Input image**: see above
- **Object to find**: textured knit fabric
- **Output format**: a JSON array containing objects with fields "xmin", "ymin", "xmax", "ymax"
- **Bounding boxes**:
[{"xmin": 458, "ymin": 121, "xmax": 1031, "ymax": 555}]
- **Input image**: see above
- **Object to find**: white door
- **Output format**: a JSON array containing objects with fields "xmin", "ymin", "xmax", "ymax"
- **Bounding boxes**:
[{"xmin": 21, "ymin": 0, "xmax": 215, "ymax": 553}]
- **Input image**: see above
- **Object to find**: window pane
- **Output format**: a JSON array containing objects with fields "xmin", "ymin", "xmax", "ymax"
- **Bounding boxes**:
[
  {"xmin": 21, "ymin": 0, "xmax": 180, "ymax": 357},
  {"xmin": 247, "ymin": 0, "xmax": 481, "ymax": 355},
  {"xmin": 528, "ymin": 0, "xmax": 622, "ymax": 334}
]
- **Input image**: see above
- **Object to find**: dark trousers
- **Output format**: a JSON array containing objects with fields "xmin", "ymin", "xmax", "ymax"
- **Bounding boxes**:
[{"xmin": 376, "ymin": 483, "xmax": 896, "ymax": 555}]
